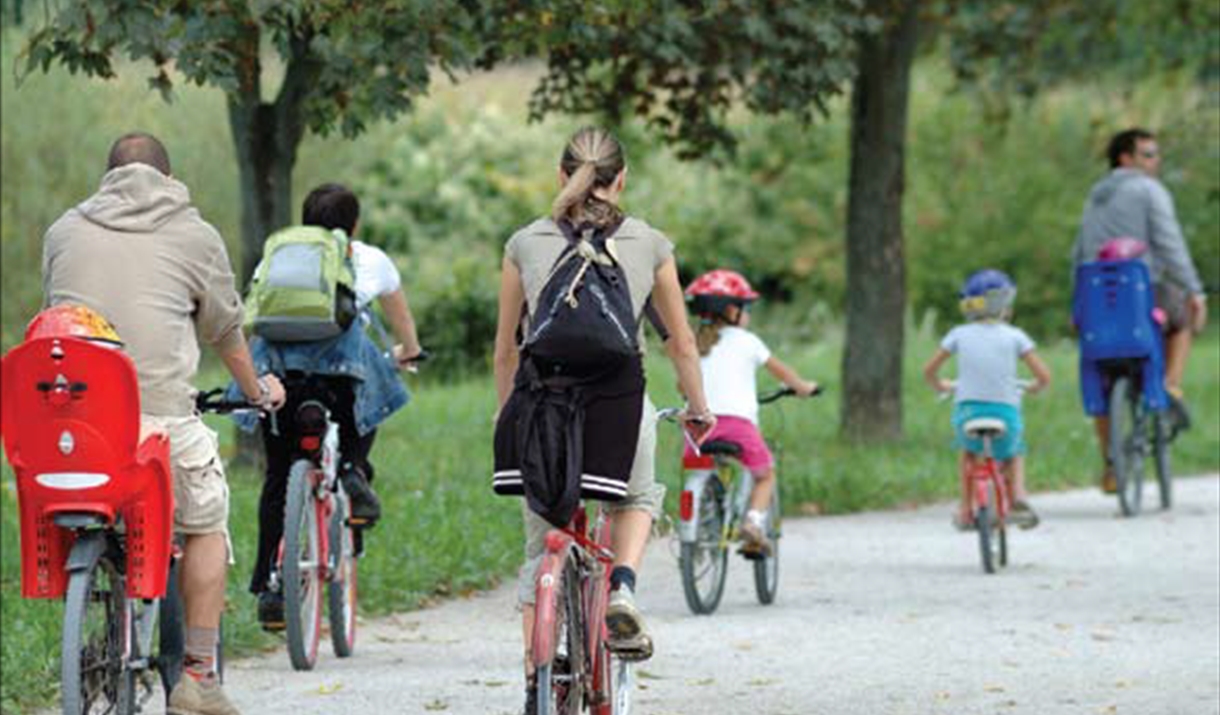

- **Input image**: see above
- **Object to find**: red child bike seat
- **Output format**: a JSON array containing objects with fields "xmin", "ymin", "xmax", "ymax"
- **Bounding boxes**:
[{"xmin": 1, "ymin": 337, "xmax": 173, "ymax": 599}]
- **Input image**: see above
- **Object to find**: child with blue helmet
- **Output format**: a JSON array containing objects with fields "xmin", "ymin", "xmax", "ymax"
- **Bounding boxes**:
[{"xmin": 923, "ymin": 269, "xmax": 1052, "ymax": 530}]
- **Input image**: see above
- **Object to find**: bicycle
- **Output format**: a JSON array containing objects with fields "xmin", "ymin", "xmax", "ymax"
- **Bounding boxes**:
[
  {"xmin": 199, "ymin": 380, "xmax": 361, "ymax": 672},
  {"xmin": 660, "ymin": 386, "xmax": 819, "ymax": 615},
  {"xmin": 961, "ymin": 418, "xmax": 1011, "ymax": 575},
  {"xmin": 1074, "ymin": 259, "xmax": 1172, "ymax": 517},
  {"xmin": 1, "ymin": 334, "xmax": 224, "ymax": 714},
  {"xmin": 531, "ymin": 503, "xmax": 634, "ymax": 714}
]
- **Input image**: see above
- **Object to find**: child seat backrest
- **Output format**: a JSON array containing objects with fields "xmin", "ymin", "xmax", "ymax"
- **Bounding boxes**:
[
  {"xmin": 1072, "ymin": 260, "xmax": 1158, "ymax": 361},
  {"xmin": 2, "ymin": 337, "xmax": 141, "ymax": 477}
]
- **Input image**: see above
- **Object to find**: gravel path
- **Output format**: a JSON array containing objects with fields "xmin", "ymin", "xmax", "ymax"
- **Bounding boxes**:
[{"xmin": 169, "ymin": 476, "xmax": 1218, "ymax": 714}]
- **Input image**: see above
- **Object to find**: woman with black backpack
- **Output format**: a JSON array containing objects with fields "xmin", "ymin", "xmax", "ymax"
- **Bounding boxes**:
[{"xmin": 492, "ymin": 126, "xmax": 714, "ymax": 710}]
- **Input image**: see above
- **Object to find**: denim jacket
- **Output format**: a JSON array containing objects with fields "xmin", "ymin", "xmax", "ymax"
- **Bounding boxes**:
[{"xmin": 227, "ymin": 313, "xmax": 410, "ymax": 436}]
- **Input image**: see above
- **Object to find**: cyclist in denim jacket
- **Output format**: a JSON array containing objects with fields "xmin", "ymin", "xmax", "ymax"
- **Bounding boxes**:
[{"xmin": 232, "ymin": 183, "xmax": 423, "ymax": 630}]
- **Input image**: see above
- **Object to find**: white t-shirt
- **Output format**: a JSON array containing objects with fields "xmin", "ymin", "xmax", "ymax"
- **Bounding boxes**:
[
  {"xmin": 350, "ymin": 240, "xmax": 401, "ymax": 309},
  {"xmin": 701, "ymin": 326, "xmax": 773, "ymax": 425},
  {"xmin": 941, "ymin": 322, "xmax": 1035, "ymax": 406}
]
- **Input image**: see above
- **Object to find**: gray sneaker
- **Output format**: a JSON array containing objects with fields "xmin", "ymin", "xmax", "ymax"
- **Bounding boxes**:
[
  {"xmin": 605, "ymin": 585, "xmax": 653, "ymax": 662},
  {"xmin": 167, "ymin": 675, "xmax": 241, "ymax": 715}
]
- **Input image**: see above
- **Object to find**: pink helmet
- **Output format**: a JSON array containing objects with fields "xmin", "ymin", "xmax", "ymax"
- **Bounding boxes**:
[{"xmin": 1098, "ymin": 237, "xmax": 1148, "ymax": 262}]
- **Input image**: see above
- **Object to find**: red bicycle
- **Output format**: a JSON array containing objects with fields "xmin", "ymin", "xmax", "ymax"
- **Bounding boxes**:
[
  {"xmin": 198, "ymin": 382, "xmax": 359, "ymax": 671},
  {"xmin": 962, "ymin": 417, "xmax": 1010, "ymax": 574},
  {"xmin": 531, "ymin": 504, "xmax": 632, "ymax": 714}
]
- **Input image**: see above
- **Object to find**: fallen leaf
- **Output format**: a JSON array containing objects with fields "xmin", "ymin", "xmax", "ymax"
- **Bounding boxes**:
[
  {"xmin": 636, "ymin": 669, "xmax": 663, "ymax": 680},
  {"xmin": 749, "ymin": 678, "xmax": 778, "ymax": 687},
  {"xmin": 1054, "ymin": 623, "xmax": 1073, "ymax": 631},
  {"xmin": 316, "ymin": 683, "xmax": 344, "ymax": 695},
  {"xmin": 935, "ymin": 692, "xmax": 952, "ymax": 701},
  {"xmin": 984, "ymin": 685, "xmax": 1005, "ymax": 693},
  {"xmin": 686, "ymin": 678, "xmax": 715, "ymax": 686},
  {"xmin": 424, "ymin": 699, "xmax": 449, "ymax": 711}
]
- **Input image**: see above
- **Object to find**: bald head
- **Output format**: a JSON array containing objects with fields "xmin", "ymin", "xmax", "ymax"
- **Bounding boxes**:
[{"xmin": 107, "ymin": 132, "xmax": 171, "ymax": 175}]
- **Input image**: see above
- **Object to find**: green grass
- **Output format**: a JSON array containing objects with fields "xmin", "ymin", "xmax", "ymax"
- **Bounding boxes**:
[{"xmin": 5, "ymin": 328, "xmax": 1217, "ymax": 713}]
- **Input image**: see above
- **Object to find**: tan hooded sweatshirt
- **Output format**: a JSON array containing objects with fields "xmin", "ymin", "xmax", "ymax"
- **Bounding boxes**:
[{"xmin": 42, "ymin": 163, "xmax": 244, "ymax": 417}]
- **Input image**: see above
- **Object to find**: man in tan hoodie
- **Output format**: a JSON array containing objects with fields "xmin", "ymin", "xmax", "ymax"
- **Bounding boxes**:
[{"xmin": 42, "ymin": 132, "xmax": 284, "ymax": 715}]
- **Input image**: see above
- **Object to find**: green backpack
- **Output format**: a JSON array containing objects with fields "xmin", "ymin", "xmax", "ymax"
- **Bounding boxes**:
[{"xmin": 245, "ymin": 226, "xmax": 358, "ymax": 342}]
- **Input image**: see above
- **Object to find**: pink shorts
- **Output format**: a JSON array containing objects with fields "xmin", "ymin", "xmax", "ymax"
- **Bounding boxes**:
[{"xmin": 683, "ymin": 415, "xmax": 774, "ymax": 473}]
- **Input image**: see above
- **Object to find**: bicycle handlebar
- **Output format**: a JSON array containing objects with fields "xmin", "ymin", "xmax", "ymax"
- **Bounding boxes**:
[
  {"xmin": 195, "ymin": 388, "xmax": 259, "ymax": 415},
  {"xmin": 758, "ymin": 384, "xmax": 824, "ymax": 404}
]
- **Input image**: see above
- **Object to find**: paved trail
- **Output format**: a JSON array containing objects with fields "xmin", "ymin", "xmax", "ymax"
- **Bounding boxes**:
[{"xmin": 197, "ymin": 476, "xmax": 1218, "ymax": 714}]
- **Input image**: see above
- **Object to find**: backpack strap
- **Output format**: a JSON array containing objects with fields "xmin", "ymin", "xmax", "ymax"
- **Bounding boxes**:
[{"xmin": 643, "ymin": 297, "xmax": 669, "ymax": 342}]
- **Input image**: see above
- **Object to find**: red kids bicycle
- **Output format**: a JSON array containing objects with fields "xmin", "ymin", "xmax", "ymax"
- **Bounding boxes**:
[
  {"xmin": 962, "ymin": 417, "xmax": 1010, "ymax": 575},
  {"xmin": 1, "ymin": 332, "xmax": 193, "ymax": 714},
  {"xmin": 531, "ymin": 504, "xmax": 633, "ymax": 714}
]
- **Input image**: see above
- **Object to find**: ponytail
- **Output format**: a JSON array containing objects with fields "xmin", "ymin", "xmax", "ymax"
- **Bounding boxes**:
[
  {"xmin": 552, "ymin": 126, "xmax": 626, "ymax": 228},
  {"xmin": 696, "ymin": 317, "xmax": 727, "ymax": 357}
]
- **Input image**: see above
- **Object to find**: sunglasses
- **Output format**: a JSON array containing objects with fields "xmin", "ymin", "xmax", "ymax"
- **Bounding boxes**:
[{"xmin": 1138, "ymin": 149, "xmax": 1160, "ymax": 159}]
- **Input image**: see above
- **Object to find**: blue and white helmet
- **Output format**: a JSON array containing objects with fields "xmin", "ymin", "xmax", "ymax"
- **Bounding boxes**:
[{"xmin": 959, "ymin": 269, "xmax": 1016, "ymax": 320}]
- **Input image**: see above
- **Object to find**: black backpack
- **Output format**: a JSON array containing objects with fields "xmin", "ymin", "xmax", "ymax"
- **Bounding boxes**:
[{"xmin": 521, "ymin": 220, "xmax": 639, "ymax": 379}]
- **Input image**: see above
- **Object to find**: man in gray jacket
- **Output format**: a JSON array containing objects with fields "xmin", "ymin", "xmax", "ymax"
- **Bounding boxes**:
[
  {"xmin": 1072, "ymin": 127, "xmax": 1207, "ymax": 491},
  {"xmin": 43, "ymin": 133, "xmax": 285, "ymax": 715}
]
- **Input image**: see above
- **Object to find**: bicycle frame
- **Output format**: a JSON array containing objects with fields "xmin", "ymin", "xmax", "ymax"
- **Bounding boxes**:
[
  {"xmin": 969, "ymin": 436, "xmax": 1009, "ymax": 523},
  {"xmin": 677, "ymin": 459, "xmax": 755, "ymax": 547},
  {"xmin": 532, "ymin": 505, "xmax": 619, "ymax": 712}
]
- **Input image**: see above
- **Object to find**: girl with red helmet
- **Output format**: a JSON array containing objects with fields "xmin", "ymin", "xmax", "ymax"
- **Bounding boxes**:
[{"xmin": 684, "ymin": 269, "xmax": 819, "ymax": 554}]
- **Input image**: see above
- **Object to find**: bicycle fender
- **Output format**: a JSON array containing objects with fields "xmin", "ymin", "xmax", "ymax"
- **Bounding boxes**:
[
  {"xmin": 65, "ymin": 531, "xmax": 107, "ymax": 574},
  {"xmin": 677, "ymin": 470, "xmax": 717, "ymax": 544}
]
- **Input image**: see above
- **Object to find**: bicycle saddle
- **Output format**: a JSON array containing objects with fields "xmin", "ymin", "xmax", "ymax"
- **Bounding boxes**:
[
  {"xmin": 699, "ymin": 440, "xmax": 743, "ymax": 457},
  {"xmin": 963, "ymin": 417, "xmax": 1007, "ymax": 438}
]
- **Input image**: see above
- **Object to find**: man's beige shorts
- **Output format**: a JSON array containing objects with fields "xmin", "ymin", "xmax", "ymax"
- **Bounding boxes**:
[{"xmin": 140, "ymin": 414, "xmax": 229, "ymax": 536}]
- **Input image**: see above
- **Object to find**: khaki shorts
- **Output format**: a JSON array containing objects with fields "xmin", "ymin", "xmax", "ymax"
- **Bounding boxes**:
[
  {"xmin": 517, "ymin": 398, "xmax": 665, "ymax": 605},
  {"xmin": 140, "ymin": 415, "xmax": 230, "ymax": 537}
]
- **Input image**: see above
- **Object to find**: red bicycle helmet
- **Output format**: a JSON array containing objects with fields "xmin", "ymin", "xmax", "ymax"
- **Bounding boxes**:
[
  {"xmin": 1098, "ymin": 236, "xmax": 1148, "ymax": 262},
  {"xmin": 24, "ymin": 304, "xmax": 123, "ymax": 348},
  {"xmin": 685, "ymin": 269, "xmax": 760, "ymax": 316}
]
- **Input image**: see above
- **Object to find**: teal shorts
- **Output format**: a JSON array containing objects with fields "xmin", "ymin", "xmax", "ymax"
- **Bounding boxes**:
[{"xmin": 952, "ymin": 401, "xmax": 1025, "ymax": 461}]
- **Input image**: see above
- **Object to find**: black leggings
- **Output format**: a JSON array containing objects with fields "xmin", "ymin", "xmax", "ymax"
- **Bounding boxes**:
[{"xmin": 249, "ymin": 374, "xmax": 377, "ymax": 595}]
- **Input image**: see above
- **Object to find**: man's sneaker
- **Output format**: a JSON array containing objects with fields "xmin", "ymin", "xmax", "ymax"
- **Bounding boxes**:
[
  {"xmin": 605, "ymin": 585, "xmax": 653, "ymax": 662},
  {"xmin": 340, "ymin": 467, "xmax": 381, "ymax": 527},
  {"xmin": 1009, "ymin": 500, "xmax": 1040, "ymax": 530},
  {"xmin": 257, "ymin": 591, "xmax": 285, "ymax": 632},
  {"xmin": 1167, "ymin": 392, "xmax": 1192, "ymax": 440},
  {"xmin": 167, "ymin": 674, "xmax": 241, "ymax": 715}
]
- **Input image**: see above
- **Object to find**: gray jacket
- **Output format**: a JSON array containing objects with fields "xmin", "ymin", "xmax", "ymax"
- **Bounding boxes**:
[{"xmin": 1071, "ymin": 168, "xmax": 1203, "ymax": 294}]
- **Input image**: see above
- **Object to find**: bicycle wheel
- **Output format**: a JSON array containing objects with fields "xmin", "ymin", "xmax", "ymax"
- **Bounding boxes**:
[
  {"xmin": 1109, "ymin": 376, "xmax": 1144, "ymax": 517},
  {"xmin": 1153, "ymin": 411, "xmax": 1173, "ymax": 510},
  {"xmin": 283, "ymin": 460, "xmax": 323, "ymax": 671},
  {"xmin": 157, "ymin": 556, "xmax": 185, "ymax": 697},
  {"xmin": 328, "ymin": 490, "xmax": 358, "ymax": 658},
  {"xmin": 976, "ymin": 505, "xmax": 996, "ymax": 575},
  {"xmin": 752, "ymin": 482, "xmax": 781, "ymax": 605},
  {"xmin": 536, "ymin": 558, "xmax": 585, "ymax": 715},
  {"xmin": 996, "ymin": 483, "xmax": 1008, "ymax": 569},
  {"xmin": 679, "ymin": 477, "xmax": 728, "ymax": 615},
  {"xmin": 62, "ymin": 551, "xmax": 135, "ymax": 715}
]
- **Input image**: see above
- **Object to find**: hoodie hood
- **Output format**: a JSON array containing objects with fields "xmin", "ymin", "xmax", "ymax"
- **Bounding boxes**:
[
  {"xmin": 76, "ymin": 163, "xmax": 193, "ymax": 232},
  {"xmin": 1088, "ymin": 167, "xmax": 1144, "ymax": 208}
]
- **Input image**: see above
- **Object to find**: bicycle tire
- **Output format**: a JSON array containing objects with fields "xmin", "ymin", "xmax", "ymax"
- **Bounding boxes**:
[
  {"xmin": 328, "ymin": 490, "xmax": 358, "ymax": 658},
  {"xmin": 753, "ymin": 482, "xmax": 781, "ymax": 605},
  {"xmin": 976, "ymin": 505, "xmax": 995, "ymax": 575},
  {"xmin": 283, "ymin": 459, "xmax": 323, "ymax": 671},
  {"xmin": 1153, "ymin": 411, "xmax": 1173, "ymax": 510},
  {"xmin": 537, "ymin": 557, "xmax": 584, "ymax": 714},
  {"xmin": 62, "ymin": 551, "xmax": 134, "ymax": 715},
  {"xmin": 1110, "ymin": 376, "xmax": 1144, "ymax": 517},
  {"xmin": 158, "ymin": 556, "xmax": 185, "ymax": 697},
  {"xmin": 679, "ymin": 477, "xmax": 728, "ymax": 615}
]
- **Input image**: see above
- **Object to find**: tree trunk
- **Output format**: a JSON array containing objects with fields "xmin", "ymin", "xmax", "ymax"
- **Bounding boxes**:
[
  {"xmin": 225, "ymin": 30, "xmax": 314, "ymax": 463},
  {"xmin": 839, "ymin": 0, "xmax": 919, "ymax": 442}
]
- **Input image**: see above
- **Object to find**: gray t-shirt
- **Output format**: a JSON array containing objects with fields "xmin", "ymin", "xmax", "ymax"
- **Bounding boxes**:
[
  {"xmin": 505, "ymin": 216, "xmax": 675, "ymax": 321},
  {"xmin": 941, "ymin": 322, "xmax": 1036, "ymax": 406}
]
